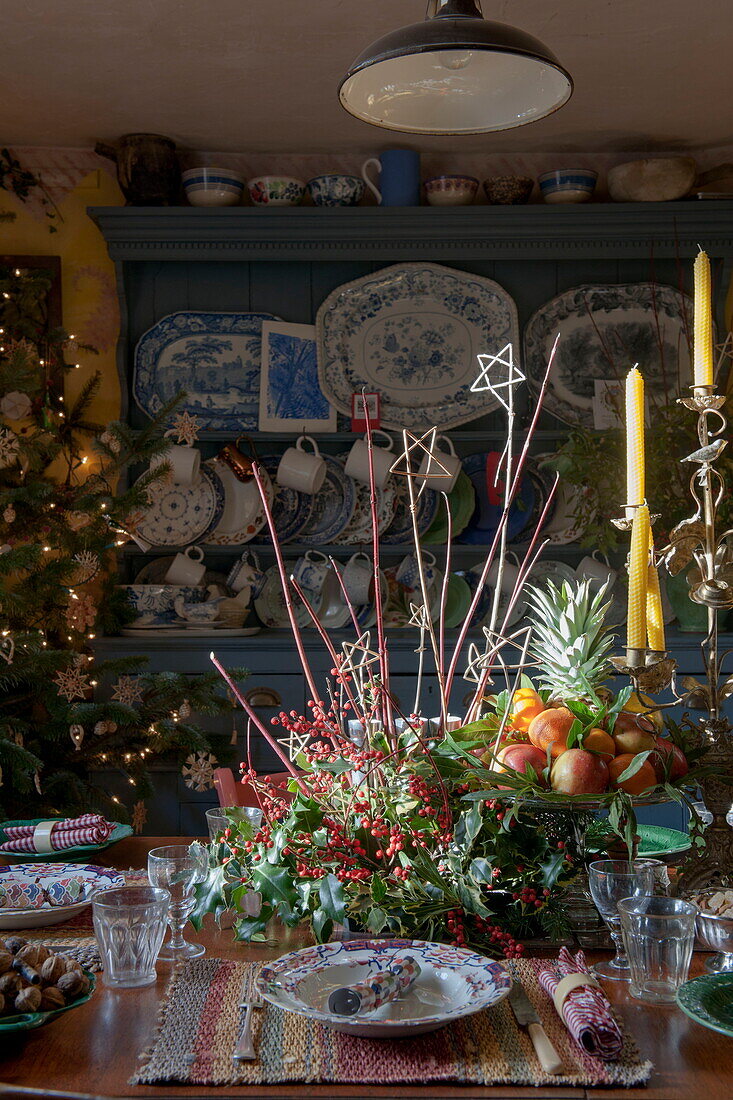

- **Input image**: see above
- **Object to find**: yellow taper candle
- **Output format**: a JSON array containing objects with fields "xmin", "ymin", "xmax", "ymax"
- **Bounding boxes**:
[
  {"xmin": 694, "ymin": 248, "xmax": 714, "ymax": 388},
  {"xmin": 646, "ymin": 529, "xmax": 666, "ymax": 652},
  {"xmin": 627, "ymin": 504, "xmax": 650, "ymax": 652},
  {"xmin": 625, "ymin": 367, "xmax": 645, "ymax": 507}
]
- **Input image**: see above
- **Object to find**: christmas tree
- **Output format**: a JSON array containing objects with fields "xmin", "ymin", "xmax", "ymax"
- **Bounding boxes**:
[{"xmin": 0, "ymin": 262, "xmax": 240, "ymax": 821}]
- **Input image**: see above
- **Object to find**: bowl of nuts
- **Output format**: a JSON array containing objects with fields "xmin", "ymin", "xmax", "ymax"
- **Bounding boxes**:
[
  {"xmin": 0, "ymin": 937, "xmax": 95, "ymax": 1031},
  {"xmin": 690, "ymin": 889, "xmax": 733, "ymax": 973}
]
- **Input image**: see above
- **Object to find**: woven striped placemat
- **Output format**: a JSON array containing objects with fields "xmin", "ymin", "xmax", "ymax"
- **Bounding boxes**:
[{"xmin": 131, "ymin": 957, "xmax": 652, "ymax": 1088}]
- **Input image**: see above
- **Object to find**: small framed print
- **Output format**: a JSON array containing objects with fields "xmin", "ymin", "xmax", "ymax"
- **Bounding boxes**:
[
  {"xmin": 351, "ymin": 392, "xmax": 380, "ymax": 431},
  {"xmin": 258, "ymin": 321, "xmax": 336, "ymax": 432}
]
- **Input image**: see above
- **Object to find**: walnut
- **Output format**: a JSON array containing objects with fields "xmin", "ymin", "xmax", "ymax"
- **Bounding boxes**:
[
  {"xmin": 16, "ymin": 943, "xmax": 50, "ymax": 968},
  {"xmin": 14, "ymin": 986, "xmax": 41, "ymax": 1013},
  {"xmin": 76, "ymin": 973, "xmax": 91, "ymax": 996},
  {"xmin": 0, "ymin": 949, "xmax": 12, "ymax": 973},
  {"xmin": 3, "ymin": 936, "xmax": 26, "ymax": 955},
  {"xmin": 0, "ymin": 972, "xmax": 21, "ymax": 996},
  {"xmin": 57, "ymin": 971, "xmax": 84, "ymax": 999},
  {"xmin": 40, "ymin": 955, "xmax": 66, "ymax": 986},
  {"xmin": 63, "ymin": 956, "xmax": 83, "ymax": 974},
  {"xmin": 39, "ymin": 986, "xmax": 65, "ymax": 1011}
]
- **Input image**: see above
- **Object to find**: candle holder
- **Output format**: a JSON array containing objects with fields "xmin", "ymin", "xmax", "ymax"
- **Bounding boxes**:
[{"xmin": 609, "ymin": 650, "xmax": 677, "ymax": 695}]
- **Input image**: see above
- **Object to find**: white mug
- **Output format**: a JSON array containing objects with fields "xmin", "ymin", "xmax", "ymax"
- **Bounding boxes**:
[
  {"xmin": 344, "ymin": 430, "xmax": 394, "ymax": 488},
  {"xmin": 291, "ymin": 550, "xmax": 330, "ymax": 602},
  {"xmin": 418, "ymin": 434, "xmax": 461, "ymax": 493},
  {"xmin": 343, "ymin": 553, "xmax": 373, "ymax": 606},
  {"xmin": 277, "ymin": 435, "xmax": 326, "ymax": 495},
  {"xmin": 164, "ymin": 544, "xmax": 206, "ymax": 586},
  {"xmin": 150, "ymin": 431, "xmax": 201, "ymax": 487},
  {"xmin": 576, "ymin": 551, "xmax": 617, "ymax": 591}
]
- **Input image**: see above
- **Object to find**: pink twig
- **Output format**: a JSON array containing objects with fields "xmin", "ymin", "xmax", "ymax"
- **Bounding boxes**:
[
  {"xmin": 438, "ymin": 491, "xmax": 453, "ymax": 682},
  {"xmin": 329, "ymin": 554, "xmax": 362, "ymax": 637}
]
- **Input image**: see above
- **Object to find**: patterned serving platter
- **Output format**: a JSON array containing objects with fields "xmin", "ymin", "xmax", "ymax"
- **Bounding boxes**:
[
  {"xmin": 677, "ymin": 974, "xmax": 733, "ymax": 1038},
  {"xmin": 259, "ymin": 456, "xmax": 313, "ymax": 543},
  {"xmin": 0, "ymin": 864, "xmax": 124, "ymax": 929},
  {"xmin": 202, "ymin": 458, "xmax": 272, "ymax": 547},
  {"xmin": 257, "ymin": 939, "xmax": 512, "ymax": 1037},
  {"xmin": 523, "ymin": 283, "xmax": 695, "ymax": 426},
  {"xmin": 317, "ymin": 263, "xmax": 519, "ymax": 431},
  {"xmin": 298, "ymin": 455, "xmax": 356, "ymax": 546},
  {"xmin": 133, "ymin": 311, "xmax": 280, "ymax": 431},
  {"xmin": 133, "ymin": 465, "xmax": 225, "ymax": 547}
]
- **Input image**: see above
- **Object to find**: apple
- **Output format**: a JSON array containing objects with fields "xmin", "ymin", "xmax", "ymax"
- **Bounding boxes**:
[
  {"xmin": 612, "ymin": 711, "xmax": 657, "ymax": 756},
  {"xmin": 496, "ymin": 743, "xmax": 548, "ymax": 786},
  {"xmin": 550, "ymin": 748, "xmax": 609, "ymax": 795},
  {"xmin": 651, "ymin": 736, "xmax": 689, "ymax": 782}
]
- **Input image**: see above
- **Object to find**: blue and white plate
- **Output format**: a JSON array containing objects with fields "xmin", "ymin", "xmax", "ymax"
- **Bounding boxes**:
[
  {"xmin": 133, "ymin": 311, "xmax": 280, "ymax": 431},
  {"xmin": 523, "ymin": 283, "xmax": 695, "ymax": 426},
  {"xmin": 298, "ymin": 455, "xmax": 356, "ymax": 546},
  {"xmin": 134, "ymin": 465, "xmax": 225, "ymax": 547},
  {"xmin": 316, "ymin": 263, "xmax": 520, "ymax": 431},
  {"xmin": 259, "ymin": 456, "xmax": 313, "ymax": 543},
  {"xmin": 381, "ymin": 480, "xmax": 439, "ymax": 545},
  {"xmin": 254, "ymin": 562, "xmax": 311, "ymax": 630},
  {"xmin": 457, "ymin": 453, "xmax": 535, "ymax": 545},
  {"xmin": 257, "ymin": 939, "xmax": 511, "ymax": 1038}
]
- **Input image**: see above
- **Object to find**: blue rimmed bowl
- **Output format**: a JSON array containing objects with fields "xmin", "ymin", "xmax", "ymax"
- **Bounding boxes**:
[
  {"xmin": 306, "ymin": 174, "xmax": 364, "ymax": 207},
  {"xmin": 538, "ymin": 169, "xmax": 598, "ymax": 204},
  {"xmin": 182, "ymin": 167, "xmax": 244, "ymax": 207}
]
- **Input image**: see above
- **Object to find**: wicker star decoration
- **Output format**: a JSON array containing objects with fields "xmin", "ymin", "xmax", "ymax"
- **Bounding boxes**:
[
  {"xmin": 278, "ymin": 726, "xmax": 313, "ymax": 763},
  {"xmin": 171, "ymin": 411, "xmax": 201, "ymax": 447},
  {"xmin": 471, "ymin": 343, "xmax": 525, "ymax": 412},
  {"xmin": 340, "ymin": 631, "xmax": 381, "ymax": 682},
  {"xmin": 53, "ymin": 665, "xmax": 91, "ymax": 702},
  {"xmin": 131, "ymin": 800, "xmax": 148, "ymax": 835},
  {"xmin": 181, "ymin": 751, "xmax": 218, "ymax": 792},
  {"xmin": 111, "ymin": 676, "xmax": 145, "ymax": 707},
  {"xmin": 407, "ymin": 601, "xmax": 430, "ymax": 631},
  {"xmin": 389, "ymin": 428, "xmax": 452, "ymax": 492}
]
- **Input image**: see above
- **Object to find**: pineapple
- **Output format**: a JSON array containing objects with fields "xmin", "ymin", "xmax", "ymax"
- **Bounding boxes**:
[{"xmin": 525, "ymin": 577, "xmax": 616, "ymax": 703}]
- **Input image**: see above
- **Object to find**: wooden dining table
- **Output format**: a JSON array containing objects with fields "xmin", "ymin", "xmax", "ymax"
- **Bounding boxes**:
[{"xmin": 0, "ymin": 836, "xmax": 729, "ymax": 1100}]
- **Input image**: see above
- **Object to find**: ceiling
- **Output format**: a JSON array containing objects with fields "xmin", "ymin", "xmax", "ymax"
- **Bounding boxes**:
[{"xmin": 2, "ymin": 0, "xmax": 732, "ymax": 154}]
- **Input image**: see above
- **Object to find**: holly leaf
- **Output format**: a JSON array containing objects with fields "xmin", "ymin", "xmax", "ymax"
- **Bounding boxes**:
[
  {"xmin": 312, "ymin": 907, "xmax": 333, "ymax": 943},
  {"xmin": 190, "ymin": 864, "xmax": 227, "ymax": 931},
  {"xmin": 252, "ymin": 863, "xmax": 298, "ymax": 921},
  {"xmin": 233, "ymin": 909, "xmax": 271, "ymax": 942},
  {"xmin": 318, "ymin": 873, "xmax": 346, "ymax": 923},
  {"xmin": 367, "ymin": 907, "xmax": 388, "ymax": 934},
  {"xmin": 468, "ymin": 857, "xmax": 494, "ymax": 884},
  {"xmin": 371, "ymin": 873, "xmax": 387, "ymax": 904},
  {"xmin": 453, "ymin": 803, "xmax": 483, "ymax": 853}
]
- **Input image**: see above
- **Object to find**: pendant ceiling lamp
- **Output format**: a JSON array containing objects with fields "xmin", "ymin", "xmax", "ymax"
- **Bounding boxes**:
[{"xmin": 339, "ymin": 0, "xmax": 572, "ymax": 135}]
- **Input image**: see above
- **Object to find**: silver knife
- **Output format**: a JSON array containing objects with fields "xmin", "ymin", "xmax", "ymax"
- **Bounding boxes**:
[{"xmin": 507, "ymin": 980, "xmax": 565, "ymax": 1075}]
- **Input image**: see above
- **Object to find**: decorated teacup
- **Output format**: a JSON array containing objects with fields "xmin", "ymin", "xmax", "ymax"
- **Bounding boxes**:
[
  {"xmin": 306, "ymin": 174, "xmax": 365, "ymax": 207},
  {"xmin": 118, "ymin": 584, "xmax": 206, "ymax": 626}
]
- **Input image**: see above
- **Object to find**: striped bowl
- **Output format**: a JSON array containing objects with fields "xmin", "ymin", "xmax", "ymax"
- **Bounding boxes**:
[
  {"xmin": 538, "ymin": 169, "xmax": 597, "ymax": 204},
  {"xmin": 182, "ymin": 167, "xmax": 244, "ymax": 207}
]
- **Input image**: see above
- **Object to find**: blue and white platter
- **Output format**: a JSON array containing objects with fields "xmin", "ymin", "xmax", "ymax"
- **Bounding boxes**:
[
  {"xmin": 259, "ymin": 456, "xmax": 314, "ymax": 544},
  {"xmin": 134, "ymin": 465, "xmax": 225, "ymax": 547},
  {"xmin": 523, "ymin": 283, "xmax": 695, "ymax": 426},
  {"xmin": 316, "ymin": 263, "xmax": 519, "ymax": 431},
  {"xmin": 133, "ymin": 311, "xmax": 280, "ymax": 431},
  {"xmin": 298, "ymin": 455, "xmax": 356, "ymax": 546},
  {"xmin": 257, "ymin": 939, "xmax": 512, "ymax": 1038}
]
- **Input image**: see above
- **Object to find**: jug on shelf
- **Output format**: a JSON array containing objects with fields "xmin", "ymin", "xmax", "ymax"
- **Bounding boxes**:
[{"xmin": 94, "ymin": 133, "xmax": 181, "ymax": 205}]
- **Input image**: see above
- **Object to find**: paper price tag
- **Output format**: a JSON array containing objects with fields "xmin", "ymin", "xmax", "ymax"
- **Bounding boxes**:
[{"xmin": 351, "ymin": 392, "xmax": 380, "ymax": 431}]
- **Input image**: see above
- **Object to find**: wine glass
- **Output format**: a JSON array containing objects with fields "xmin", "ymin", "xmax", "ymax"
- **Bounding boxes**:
[
  {"xmin": 588, "ymin": 859, "xmax": 656, "ymax": 980},
  {"xmin": 148, "ymin": 843, "xmax": 209, "ymax": 960}
]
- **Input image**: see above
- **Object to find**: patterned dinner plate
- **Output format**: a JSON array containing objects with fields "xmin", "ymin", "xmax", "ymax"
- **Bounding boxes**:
[
  {"xmin": 254, "ymin": 563, "xmax": 311, "ymax": 630},
  {"xmin": 133, "ymin": 465, "xmax": 225, "ymax": 547},
  {"xmin": 458, "ymin": 453, "xmax": 535, "ymax": 546},
  {"xmin": 677, "ymin": 974, "xmax": 733, "ymax": 1038},
  {"xmin": 257, "ymin": 939, "xmax": 512, "ymax": 1037},
  {"xmin": 0, "ymin": 864, "xmax": 124, "ymax": 929},
  {"xmin": 259, "ymin": 456, "xmax": 313, "ymax": 543},
  {"xmin": 298, "ymin": 455, "xmax": 356, "ymax": 546},
  {"xmin": 133, "ymin": 311, "xmax": 280, "ymax": 431},
  {"xmin": 333, "ymin": 452, "xmax": 397, "ymax": 544},
  {"xmin": 202, "ymin": 458, "xmax": 272, "ymax": 547},
  {"xmin": 523, "ymin": 283, "xmax": 694, "ymax": 426},
  {"xmin": 381, "ymin": 479, "xmax": 438, "ymax": 545},
  {"xmin": 317, "ymin": 263, "xmax": 519, "ymax": 431}
]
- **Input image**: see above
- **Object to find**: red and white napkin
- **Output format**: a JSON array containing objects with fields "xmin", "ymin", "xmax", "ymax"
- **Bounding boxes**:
[
  {"xmin": 0, "ymin": 813, "xmax": 114, "ymax": 853},
  {"xmin": 536, "ymin": 947, "xmax": 624, "ymax": 1062}
]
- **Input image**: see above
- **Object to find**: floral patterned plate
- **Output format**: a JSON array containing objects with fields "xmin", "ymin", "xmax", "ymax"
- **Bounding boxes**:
[
  {"xmin": 0, "ymin": 864, "xmax": 125, "ymax": 929},
  {"xmin": 133, "ymin": 465, "xmax": 225, "ymax": 548},
  {"xmin": 298, "ymin": 455, "xmax": 356, "ymax": 546},
  {"xmin": 523, "ymin": 283, "xmax": 695, "ymax": 426},
  {"xmin": 202, "ymin": 458, "xmax": 272, "ymax": 547},
  {"xmin": 316, "ymin": 263, "xmax": 519, "ymax": 431},
  {"xmin": 334, "ymin": 452, "xmax": 396, "ymax": 544},
  {"xmin": 259, "ymin": 456, "xmax": 314, "ymax": 543},
  {"xmin": 257, "ymin": 939, "xmax": 511, "ymax": 1037}
]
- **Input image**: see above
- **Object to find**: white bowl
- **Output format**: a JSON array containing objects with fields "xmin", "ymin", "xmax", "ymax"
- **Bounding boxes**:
[{"xmin": 183, "ymin": 167, "xmax": 244, "ymax": 207}]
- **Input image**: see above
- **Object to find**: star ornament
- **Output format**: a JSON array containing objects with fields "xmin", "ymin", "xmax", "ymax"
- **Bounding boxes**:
[
  {"xmin": 111, "ymin": 676, "xmax": 145, "ymax": 707},
  {"xmin": 54, "ymin": 665, "xmax": 91, "ymax": 702},
  {"xmin": 181, "ymin": 751, "xmax": 218, "ymax": 792},
  {"xmin": 278, "ymin": 725, "xmax": 313, "ymax": 763},
  {"xmin": 471, "ymin": 343, "xmax": 526, "ymax": 412},
  {"xmin": 170, "ymin": 411, "xmax": 201, "ymax": 447},
  {"xmin": 340, "ymin": 631, "xmax": 381, "ymax": 681}
]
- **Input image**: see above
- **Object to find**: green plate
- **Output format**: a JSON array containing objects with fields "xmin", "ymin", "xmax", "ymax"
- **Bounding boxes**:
[
  {"xmin": 0, "ymin": 819, "xmax": 133, "ymax": 862},
  {"xmin": 677, "ymin": 973, "xmax": 733, "ymax": 1037},
  {"xmin": 422, "ymin": 471, "xmax": 476, "ymax": 546},
  {"xmin": 0, "ymin": 971, "xmax": 95, "ymax": 1032},
  {"xmin": 585, "ymin": 822, "xmax": 691, "ymax": 858},
  {"xmin": 443, "ymin": 573, "xmax": 473, "ymax": 629}
]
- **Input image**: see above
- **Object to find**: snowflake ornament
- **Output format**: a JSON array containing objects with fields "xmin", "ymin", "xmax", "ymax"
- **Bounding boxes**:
[
  {"xmin": 181, "ymin": 751, "xmax": 218, "ymax": 792},
  {"xmin": 54, "ymin": 665, "xmax": 91, "ymax": 702},
  {"xmin": 0, "ymin": 429, "xmax": 19, "ymax": 470},
  {"xmin": 111, "ymin": 676, "xmax": 145, "ymax": 707},
  {"xmin": 170, "ymin": 411, "xmax": 201, "ymax": 447},
  {"xmin": 132, "ymin": 800, "xmax": 148, "ymax": 835},
  {"xmin": 69, "ymin": 551, "xmax": 100, "ymax": 586}
]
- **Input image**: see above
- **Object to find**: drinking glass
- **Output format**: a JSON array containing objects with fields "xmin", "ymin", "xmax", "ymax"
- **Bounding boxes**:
[
  {"xmin": 618, "ymin": 896, "xmax": 698, "ymax": 1003},
  {"xmin": 205, "ymin": 805, "xmax": 262, "ymax": 843},
  {"xmin": 634, "ymin": 857, "xmax": 671, "ymax": 894},
  {"xmin": 588, "ymin": 859, "xmax": 656, "ymax": 980},
  {"xmin": 92, "ymin": 885, "xmax": 170, "ymax": 988},
  {"xmin": 148, "ymin": 843, "xmax": 209, "ymax": 960}
]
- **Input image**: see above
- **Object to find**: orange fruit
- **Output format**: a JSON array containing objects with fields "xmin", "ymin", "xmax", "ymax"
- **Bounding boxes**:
[
  {"xmin": 608, "ymin": 753, "xmax": 657, "ymax": 795},
  {"xmin": 583, "ymin": 728, "xmax": 616, "ymax": 762},
  {"xmin": 527, "ymin": 706, "xmax": 575, "ymax": 758},
  {"xmin": 508, "ymin": 688, "xmax": 545, "ymax": 733}
]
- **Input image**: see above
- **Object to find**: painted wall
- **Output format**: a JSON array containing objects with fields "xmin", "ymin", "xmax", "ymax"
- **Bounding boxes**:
[{"xmin": 0, "ymin": 167, "xmax": 124, "ymax": 423}]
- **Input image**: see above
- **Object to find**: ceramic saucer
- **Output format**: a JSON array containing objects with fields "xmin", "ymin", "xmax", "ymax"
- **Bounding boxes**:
[
  {"xmin": 254, "ymin": 563, "xmax": 312, "ymax": 630},
  {"xmin": 381, "ymin": 480, "xmax": 438, "ymax": 545},
  {"xmin": 422, "ymin": 469, "xmax": 476, "ymax": 546}
]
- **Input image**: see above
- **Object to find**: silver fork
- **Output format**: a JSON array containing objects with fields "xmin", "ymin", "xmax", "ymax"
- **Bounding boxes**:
[{"xmin": 232, "ymin": 969, "xmax": 264, "ymax": 1062}]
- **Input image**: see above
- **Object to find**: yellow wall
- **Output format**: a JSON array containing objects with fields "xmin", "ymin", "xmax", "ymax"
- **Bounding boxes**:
[{"xmin": 0, "ymin": 170, "xmax": 124, "ymax": 422}]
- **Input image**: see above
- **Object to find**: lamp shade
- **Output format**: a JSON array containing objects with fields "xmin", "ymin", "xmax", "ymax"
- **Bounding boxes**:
[{"xmin": 339, "ymin": 0, "xmax": 572, "ymax": 135}]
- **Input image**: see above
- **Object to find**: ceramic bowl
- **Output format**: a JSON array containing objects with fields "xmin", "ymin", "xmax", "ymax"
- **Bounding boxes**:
[
  {"xmin": 182, "ymin": 167, "xmax": 244, "ymax": 207},
  {"xmin": 424, "ymin": 175, "xmax": 479, "ymax": 206},
  {"xmin": 247, "ymin": 176, "xmax": 305, "ymax": 207},
  {"xmin": 538, "ymin": 169, "xmax": 598, "ymax": 204},
  {"xmin": 306, "ymin": 174, "xmax": 364, "ymax": 207},
  {"xmin": 483, "ymin": 175, "xmax": 534, "ymax": 205},
  {"xmin": 117, "ymin": 584, "xmax": 206, "ymax": 625}
]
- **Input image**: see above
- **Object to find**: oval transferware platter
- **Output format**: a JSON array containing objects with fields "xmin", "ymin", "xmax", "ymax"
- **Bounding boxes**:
[
  {"xmin": 317, "ymin": 263, "xmax": 519, "ymax": 431},
  {"xmin": 257, "ymin": 939, "xmax": 511, "ymax": 1038}
]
